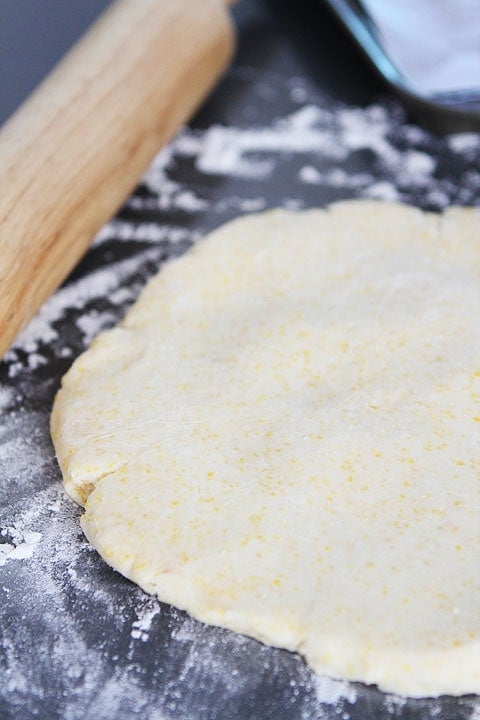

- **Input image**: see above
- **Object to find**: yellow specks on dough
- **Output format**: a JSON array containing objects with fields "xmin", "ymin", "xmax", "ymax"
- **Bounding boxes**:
[{"xmin": 52, "ymin": 202, "xmax": 480, "ymax": 698}]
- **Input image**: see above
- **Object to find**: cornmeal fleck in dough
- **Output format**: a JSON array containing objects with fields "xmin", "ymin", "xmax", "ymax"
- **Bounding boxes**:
[{"xmin": 51, "ymin": 201, "xmax": 480, "ymax": 697}]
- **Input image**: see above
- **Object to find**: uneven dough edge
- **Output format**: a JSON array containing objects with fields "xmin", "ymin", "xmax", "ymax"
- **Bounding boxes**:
[
  {"xmin": 81, "ymin": 489, "xmax": 480, "ymax": 699},
  {"xmin": 51, "ymin": 201, "xmax": 480, "ymax": 699}
]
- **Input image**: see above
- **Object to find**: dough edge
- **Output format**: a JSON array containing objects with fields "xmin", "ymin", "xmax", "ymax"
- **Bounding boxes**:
[{"xmin": 51, "ymin": 200, "xmax": 480, "ymax": 699}]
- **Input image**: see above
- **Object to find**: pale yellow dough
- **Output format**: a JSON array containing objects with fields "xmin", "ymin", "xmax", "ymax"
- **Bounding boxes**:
[{"xmin": 51, "ymin": 201, "xmax": 480, "ymax": 697}]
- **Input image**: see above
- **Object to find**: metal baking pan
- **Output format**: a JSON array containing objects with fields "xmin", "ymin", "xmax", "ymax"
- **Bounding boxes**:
[{"xmin": 321, "ymin": 0, "xmax": 480, "ymax": 133}]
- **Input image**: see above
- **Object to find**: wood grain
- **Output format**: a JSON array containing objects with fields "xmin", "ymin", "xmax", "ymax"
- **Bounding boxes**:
[{"xmin": 0, "ymin": 0, "xmax": 234, "ymax": 356}]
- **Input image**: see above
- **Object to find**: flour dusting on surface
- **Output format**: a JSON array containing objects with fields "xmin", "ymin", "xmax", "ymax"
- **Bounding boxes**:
[
  {"xmin": 131, "ymin": 603, "xmax": 161, "ymax": 642},
  {"xmin": 0, "ymin": 526, "xmax": 42, "ymax": 566},
  {"xmin": 311, "ymin": 675, "xmax": 357, "ymax": 706}
]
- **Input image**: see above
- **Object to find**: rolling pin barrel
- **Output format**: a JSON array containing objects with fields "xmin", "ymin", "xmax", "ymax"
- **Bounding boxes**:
[{"xmin": 0, "ymin": 0, "xmax": 234, "ymax": 356}]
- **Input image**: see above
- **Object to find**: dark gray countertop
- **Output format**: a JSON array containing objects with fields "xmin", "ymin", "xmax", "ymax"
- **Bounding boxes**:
[{"xmin": 1, "ymin": 2, "xmax": 479, "ymax": 719}]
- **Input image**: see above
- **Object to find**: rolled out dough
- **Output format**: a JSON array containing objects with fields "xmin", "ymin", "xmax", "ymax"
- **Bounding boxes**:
[{"xmin": 51, "ymin": 201, "xmax": 480, "ymax": 697}]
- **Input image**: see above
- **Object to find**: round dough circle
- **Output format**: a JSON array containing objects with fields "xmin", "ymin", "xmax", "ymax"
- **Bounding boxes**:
[{"xmin": 51, "ymin": 201, "xmax": 480, "ymax": 697}]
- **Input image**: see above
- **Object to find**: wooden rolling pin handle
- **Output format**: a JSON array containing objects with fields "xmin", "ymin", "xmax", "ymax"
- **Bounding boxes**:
[{"xmin": 0, "ymin": 0, "xmax": 235, "ymax": 357}]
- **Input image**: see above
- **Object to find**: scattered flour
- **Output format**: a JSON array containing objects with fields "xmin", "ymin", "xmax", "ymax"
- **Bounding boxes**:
[
  {"xmin": 364, "ymin": 181, "xmax": 401, "ymax": 201},
  {"xmin": 448, "ymin": 133, "xmax": 480, "ymax": 155},
  {"xmin": 311, "ymin": 675, "xmax": 357, "ymax": 706},
  {"xmin": 0, "ymin": 527, "xmax": 42, "ymax": 566},
  {"xmin": 76, "ymin": 312, "xmax": 117, "ymax": 346},
  {"xmin": 0, "ymin": 385, "xmax": 13, "ymax": 411},
  {"xmin": 131, "ymin": 603, "xmax": 162, "ymax": 642},
  {"xmin": 6, "ymin": 249, "xmax": 160, "ymax": 360},
  {"xmin": 470, "ymin": 706, "xmax": 480, "ymax": 720},
  {"xmin": 299, "ymin": 165, "xmax": 323, "ymax": 184},
  {"xmin": 94, "ymin": 219, "xmax": 195, "ymax": 246}
]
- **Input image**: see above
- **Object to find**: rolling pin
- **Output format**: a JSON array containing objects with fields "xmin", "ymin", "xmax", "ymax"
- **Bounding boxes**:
[{"xmin": 0, "ymin": 0, "xmax": 235, "ymax": 357}]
